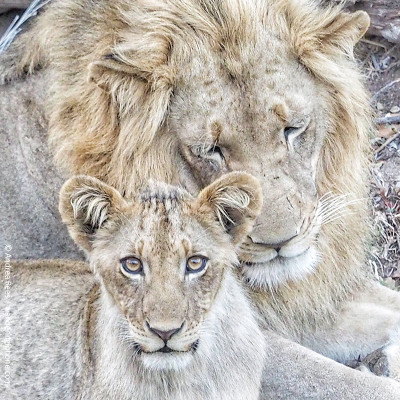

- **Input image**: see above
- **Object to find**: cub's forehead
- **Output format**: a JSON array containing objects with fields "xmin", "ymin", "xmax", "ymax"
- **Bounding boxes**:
[
  {"xmin": 139, "ymin": 182, "xmax": 188, "ymax": 204},
  {"xmin": 133, "ymin": 182, "xmax": 196, "ymax": 230},
  {"xmin": 115, "ymin": 182, "xmax": 220, "ymax": 255}
]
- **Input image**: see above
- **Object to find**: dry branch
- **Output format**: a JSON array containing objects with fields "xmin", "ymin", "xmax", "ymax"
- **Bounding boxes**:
[
  {"xmin": 375, "ymin": 131, "xmax": 400, "ymax": 153},
  {"xmin": 376, "ymin": 115, "xmax": 400, "ymax": 125},
  {"xmin": 370, "ymin": 78, "xmax": 400, "ymax": 104}
]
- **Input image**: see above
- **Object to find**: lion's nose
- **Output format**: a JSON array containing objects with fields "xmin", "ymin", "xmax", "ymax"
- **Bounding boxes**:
[
  {"xmin": 146, "ymin": 322, "xmax": 183, "ymax": 342},
  {"xmin": 248, "ymin": 233, "xmax": 298, "ymax": 249}
]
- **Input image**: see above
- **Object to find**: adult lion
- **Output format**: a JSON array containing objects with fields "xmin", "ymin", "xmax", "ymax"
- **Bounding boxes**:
[{"xmin": 1, "ymin": 0, "xmax": 400, "ymax": 397}]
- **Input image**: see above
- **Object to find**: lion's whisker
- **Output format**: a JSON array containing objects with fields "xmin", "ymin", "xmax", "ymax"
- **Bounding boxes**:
[{"xmin": 317, "ymin": 193, "xmax": 363, "ymax": 226}]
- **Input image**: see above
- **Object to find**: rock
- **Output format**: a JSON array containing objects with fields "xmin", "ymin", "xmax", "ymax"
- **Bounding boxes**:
[{"xmin": 390, "ymin": 106, "xmax": 400, "ymax": 114}]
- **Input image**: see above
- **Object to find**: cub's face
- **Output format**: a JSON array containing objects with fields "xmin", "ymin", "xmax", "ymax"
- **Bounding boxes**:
[
  {"xmin": 59, "ymin": 173, "xmax": 262, "ymax": 370},
  {"xmin": 93, "ymin": 191, "xmax": 234, "ymax": 370}
]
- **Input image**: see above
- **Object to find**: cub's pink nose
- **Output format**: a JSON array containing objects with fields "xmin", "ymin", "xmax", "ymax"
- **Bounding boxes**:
[{"xmin": 146, "ymin": 322, "xmax": 183, "ymax": 342}]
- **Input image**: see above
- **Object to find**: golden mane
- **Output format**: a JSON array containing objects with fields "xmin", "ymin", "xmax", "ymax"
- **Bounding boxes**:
[{"xmin": 253, "ymin": 1, "xmax": 372, "ymax": 336}]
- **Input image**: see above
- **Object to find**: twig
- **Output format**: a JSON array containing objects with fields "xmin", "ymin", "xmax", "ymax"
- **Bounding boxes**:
[
  {"xmin": 370, "ymin": 78, "xmax": 400, "ymax": 104},
  {"xmin": 360, "ymin": 38, "xmax": 388, "ymax": 50},
  {"xmin": 382, "ymin": 43, "xmax": 400, "ymax": 58},
  {"xmin": 375, "ymin": 116, "xmax": 400, "ymax": 125},
  {"xmin": 0, "ymin": 0, "xmax": 52, "ymax": 54},
  {"xmin": 375, "ymin": 131, "xmax": 400, "ymax": 154}
]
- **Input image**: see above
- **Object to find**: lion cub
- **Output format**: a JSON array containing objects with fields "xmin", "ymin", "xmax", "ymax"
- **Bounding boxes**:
[{"xmin": 0, "ymin": 172, "xmax": 265, "ymax": 400}]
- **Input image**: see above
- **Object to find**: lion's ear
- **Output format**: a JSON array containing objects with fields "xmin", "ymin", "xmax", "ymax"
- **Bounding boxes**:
[
  {"xmin": 196, "ymin": 172, "xmax": 262, "ymax": 245},
  {"xmin": 59, "ymin": 175, "xmax": 127, "ymax": 252},
  {"xmin": 88, "ymin": 54, "xmax": 144, "ymax": 91},
  {"xmin": 319, "ymin": 10, "xmax": 369, "ymax": 49},
  {"xmin": 88, "ymin": 42, "xmax": 172, "ymax": 91},
  {"xmin": 289, "ymin": 5, "xmax": 370, "ymax": 58},
  {"xmin": 87, "ymin": 49, "xmax": 173, "ymax": 149}
]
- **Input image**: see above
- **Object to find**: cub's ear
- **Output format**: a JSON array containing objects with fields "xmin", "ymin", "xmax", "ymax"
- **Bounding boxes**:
[
  {"xmin": 196, "ymin": 172, "xmax": 262, "ymax": 245},
  {"xmin": 59, "ymin": 175, "xmax": 127, "ymax": 252}
]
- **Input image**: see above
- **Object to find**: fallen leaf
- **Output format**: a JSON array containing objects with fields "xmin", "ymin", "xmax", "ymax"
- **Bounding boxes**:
[{"xmin": 377, "ymin": 125, "xmax": 398, "ymax": 138}]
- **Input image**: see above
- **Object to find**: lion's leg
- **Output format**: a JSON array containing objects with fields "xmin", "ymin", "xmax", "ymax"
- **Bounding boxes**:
[
  {"xmin": 302, "ymin": 281, "xmax": 400, "ymax": 380},
  {"xmin": 0, "ymin": 70, "xmax": 81, "ymax": 260},
  {"xmin": 261, "ymin": 331, "xmax": 400, "ymax": 400}
]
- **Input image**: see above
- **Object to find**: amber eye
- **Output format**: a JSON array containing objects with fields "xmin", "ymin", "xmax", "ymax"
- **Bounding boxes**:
[
  {"xmin": 120, "ymin": 257, "xmax": 143, "ymax": 275},
  {"xmin": 186, "ymin": 256, "xmax": 208, "ymax": 273}
]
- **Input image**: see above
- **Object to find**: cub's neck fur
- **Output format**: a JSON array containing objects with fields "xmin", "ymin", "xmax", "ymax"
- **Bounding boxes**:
[{"xmin": 1, "ymin": 261, "xmax": 265, "ymax": 400}]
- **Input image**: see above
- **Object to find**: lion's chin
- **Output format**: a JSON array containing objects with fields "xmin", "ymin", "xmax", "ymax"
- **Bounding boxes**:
[
  {"xmin": 141, "ymin": 352, "xmax": 194, "ymax": 371},
  {"xmin": 241, "ymin": 246, "xmax": 320, "ymax": 289}
]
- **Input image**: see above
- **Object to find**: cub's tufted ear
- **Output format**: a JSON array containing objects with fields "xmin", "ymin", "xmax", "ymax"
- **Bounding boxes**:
[
  {"xmin": 196, "ymin": 172, "xmax": 263, "ymax": 245},
  {"xmin": 59, "ymin": 175, "xmax": 127, "ymax": 252}
]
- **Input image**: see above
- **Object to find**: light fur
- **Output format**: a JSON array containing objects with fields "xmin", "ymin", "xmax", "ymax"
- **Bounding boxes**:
[
  {"xmin": 0, "ymin": 172, "xmax": 265, "ymax": 399},
  {"xmin": 1, "ymin": 0, "xmax": 400, "ymax": 387}
]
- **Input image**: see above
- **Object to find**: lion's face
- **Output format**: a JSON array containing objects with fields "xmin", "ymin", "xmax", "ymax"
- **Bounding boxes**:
[
  {"xmin": 59, "ymin": 0, "xmax": 369, "ymax": 292},
  {"xmin": 168, "ymin": 39, "xmax": 328, "ymax": 288},
  {"xmin": 59, "ymin": 173, "xmax": 262, "ymax": 371}
]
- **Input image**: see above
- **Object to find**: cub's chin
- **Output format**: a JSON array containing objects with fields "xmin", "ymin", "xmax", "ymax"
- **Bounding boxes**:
[
  {"xmin": 141, "ymin": 351, "xmax": 194, "ymax": 371},
  {"xmin": 241, "ymin": 246, "xmax": 320, "ymax": 289}
]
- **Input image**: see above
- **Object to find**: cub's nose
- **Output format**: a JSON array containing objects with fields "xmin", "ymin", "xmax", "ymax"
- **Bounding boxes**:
[{"xmin": 146, "ymin": 322, "xmax": 183, "ymax": 342}]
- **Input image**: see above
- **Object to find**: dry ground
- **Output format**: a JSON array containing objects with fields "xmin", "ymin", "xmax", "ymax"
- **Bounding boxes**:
[{"xmin": 356, "ymin": 38, "xmax": 400, "ymax": 290}]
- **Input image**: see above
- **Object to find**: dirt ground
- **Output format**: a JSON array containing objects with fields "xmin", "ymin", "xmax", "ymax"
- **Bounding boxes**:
[
  {"xmin": 0, "ymin": 8, "xmax": 399, "ymax": 289},
  {"xmin": 356, "ymin": 38, "xmax": 400, "ymax": 289}
]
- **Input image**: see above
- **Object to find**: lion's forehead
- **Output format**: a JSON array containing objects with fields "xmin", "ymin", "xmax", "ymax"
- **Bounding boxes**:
[
  {"xmin": 171, "ymin": 47, "xmax": 323, "ymax": 148},
  {"xmin": 174, "ymin": 27, "xmax": 317, "ymax": 96}
]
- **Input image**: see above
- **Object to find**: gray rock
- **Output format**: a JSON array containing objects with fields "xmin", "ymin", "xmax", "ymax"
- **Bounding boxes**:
[{"xmin": 390, "ymin": 105, "xmax": 400, "ymax": 114}]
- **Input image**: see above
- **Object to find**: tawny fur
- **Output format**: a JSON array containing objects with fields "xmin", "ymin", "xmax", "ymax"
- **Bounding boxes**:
[
  {"xmin": 1, "ymin": 0, "xmax": 400, "ymax": 385},
  {"xmin": 0, "ymin": 172, "xmax": 265, "ymax": 400}
]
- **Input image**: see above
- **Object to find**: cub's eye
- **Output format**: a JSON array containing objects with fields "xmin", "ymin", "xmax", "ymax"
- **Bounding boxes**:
[
  {"xmin": 120, "ymin": 257, "xmax": 143, "ymax": 275},
  {"xmin": 186, "ymin": 256, "xmax": 208, "ymax": 273}
]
